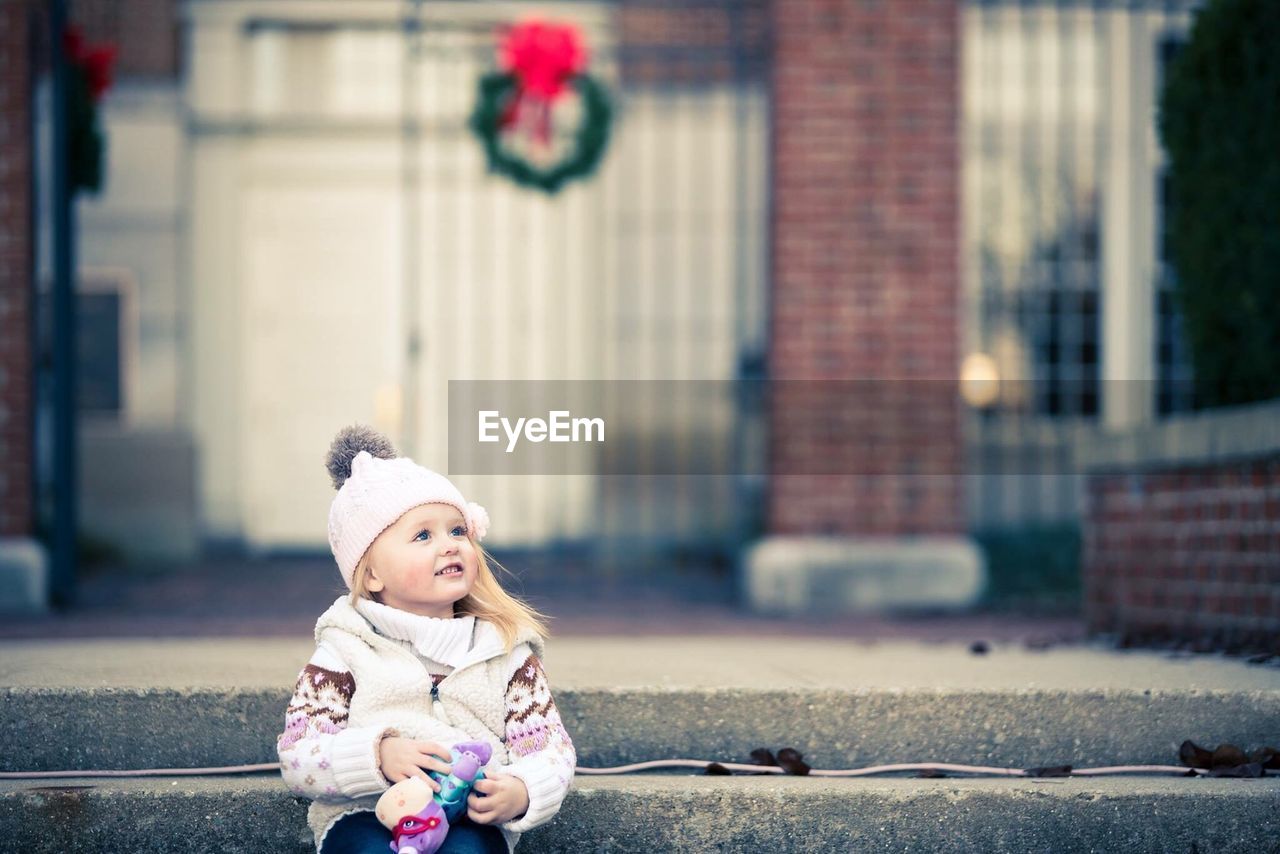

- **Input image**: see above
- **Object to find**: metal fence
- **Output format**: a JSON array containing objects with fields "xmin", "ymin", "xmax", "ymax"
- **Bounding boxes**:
[
  {"xmin": 174, "ymin": 0, "xmax": 772, "ymax": 564},
  {"xmin": 46, "ymin": 0, "xmax": 1219, "ymax": 566},
  {"xmin": 962, "ymin": 0, "xmax": 1203, "ymax": 531}
]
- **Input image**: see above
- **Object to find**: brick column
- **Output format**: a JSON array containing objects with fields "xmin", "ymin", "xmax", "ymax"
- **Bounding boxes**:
[
  {"xmin": 0, "ymin": 0, "xmax": 35, "ymax": 541},
  {"xmin": 0, "ymin": 0, "xmax": 48, "ymax": 613},
  {"xmin": 771, "ymin": 0, "xmax": 962, "ymax": 534},
  {"xmin": 745, "ymin": 0, "xmax": 981, "ymax": 614}
]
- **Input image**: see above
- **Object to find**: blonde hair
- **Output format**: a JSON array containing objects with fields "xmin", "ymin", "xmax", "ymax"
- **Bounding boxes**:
[{"xmin": 348, "ymin": 537, "xmax": 551, "ymax": 653}]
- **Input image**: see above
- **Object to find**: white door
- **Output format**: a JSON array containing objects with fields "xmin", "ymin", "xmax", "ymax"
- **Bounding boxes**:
[{"xmin": 186, "ymin": 1, "xmax": 766, "ymax": 552}]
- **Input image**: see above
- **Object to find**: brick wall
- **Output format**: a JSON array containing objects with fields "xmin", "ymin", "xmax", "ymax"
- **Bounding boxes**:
[
  {"xmin": 617, "ymin": 0, "xmax": 769, "ymax": 85},
  {"xmin": 1085, "ymin": 458, "xmax": 1280, "ymax": 654},
  {"xmin": 0, "ymin": 0, "xmax": 35, "ymax": 539},
  {"xmin": 769, "ymin": 0, "xmax": 962, "ymax": 536},
  {"xmin": 0, "ymin": 0, "xmax": 179, "ymax": 543},
  {"xmin": 69, "ymin": 0, "xmax": 179, "ymax": 78}
]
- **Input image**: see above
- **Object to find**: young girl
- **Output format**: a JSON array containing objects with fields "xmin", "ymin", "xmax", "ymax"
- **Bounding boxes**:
[{"xmin": 278, "ymin": 424, "xmax": 577, "ymax": 854}]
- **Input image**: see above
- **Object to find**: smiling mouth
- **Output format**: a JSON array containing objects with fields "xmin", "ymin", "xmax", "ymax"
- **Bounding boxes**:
[{"xmin": 435, "ymin": 564, "xmax": 464, "ymax": 577}]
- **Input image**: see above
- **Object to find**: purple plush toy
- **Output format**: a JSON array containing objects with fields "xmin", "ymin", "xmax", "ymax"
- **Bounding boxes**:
[{"xmin": 375, "ymin": 741, "xmax": 494, "ymax": 854}]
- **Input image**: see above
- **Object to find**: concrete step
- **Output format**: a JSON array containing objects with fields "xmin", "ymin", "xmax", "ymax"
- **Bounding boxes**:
[
  {"xmin": 2, "ymin": 637, "xmax": 1277, "ymax": 773},
  {"xmin": 2, "ymin": 773, "xmax": 1278, "ymax": 853}
]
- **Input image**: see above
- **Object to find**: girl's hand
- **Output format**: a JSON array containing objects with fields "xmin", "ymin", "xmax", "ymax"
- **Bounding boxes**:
[
  {"xmin": 466, "ymin": 772, "xmax": 530, "ymax": 826},
  {"xmin": 377, "ymin": 737, "xmax": 452, "ymax": 793}
]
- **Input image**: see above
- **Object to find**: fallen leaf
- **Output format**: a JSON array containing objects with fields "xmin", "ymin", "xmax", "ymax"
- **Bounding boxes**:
[
  {"xmin": 1208, "ymin": 762, "xmax": 1264, "ymax": 778},
  {"xmin": 1179, "ymin": 740, "xmax": 1215, "ymax": 769},
  {"xmin": 776, "ymin": 748, "xmax": 811, "ymax": 776},
  {"xmin": 1024, "ymin": 765, "xmax": 1072, "ymax": 777},
  {"xmin": 739, "ymin": 747, "xmax": 776, "ymax": 775},
  {"xmin": 1248, "ymin": 747, "xmax": 1280, "ymax": 770},
  {"xmin": 1210, "ymin": 744, "xmax": 1249, "ymax": 768}
]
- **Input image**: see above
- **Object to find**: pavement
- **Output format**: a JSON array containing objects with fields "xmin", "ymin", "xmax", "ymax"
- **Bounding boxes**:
[
  {"xmin": 2, "ymin": 635, "xmax": 1277, "ymax": 691},
  {"xmin": 0, "ymin": 551, "xmax": 1089, "ymax": 648}
]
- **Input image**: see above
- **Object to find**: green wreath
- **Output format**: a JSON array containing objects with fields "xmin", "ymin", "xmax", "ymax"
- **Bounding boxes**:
[
  {"xmin": 468, "ymin": 71, "xmax": 612, "ymax": 195},
  {"xmin": 66, "ymin": 61, "xmax": 105, "ymax": 195}
]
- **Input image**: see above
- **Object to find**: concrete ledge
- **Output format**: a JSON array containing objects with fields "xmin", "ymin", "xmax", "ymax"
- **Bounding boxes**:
[
  {"xmin": 3, "ymin": 774, "xmax": 1279, "ymax": 853},
  {"xmin": 9, "ymin": 638, "xmax": 1278, "ymax": 773},
  {"xmin": 6, "ymin": 683, "xmax": 1279, "ymax": 773},
  {"xmin": 1077, "ymin": 398, "xmax": 1280, "ymax": 472},
  {"xmin": 741, "ymin": 536, "xmax": 986, "ymax": 615},
  {"xmin": 0, "ymin": 539, "xmax": 48, "ymax": 615}
]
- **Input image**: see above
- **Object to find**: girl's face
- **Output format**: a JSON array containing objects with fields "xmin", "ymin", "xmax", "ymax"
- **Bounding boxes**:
[{"xmin": 365, "ymin": 502, "xmax": 478, "ymax": 618}]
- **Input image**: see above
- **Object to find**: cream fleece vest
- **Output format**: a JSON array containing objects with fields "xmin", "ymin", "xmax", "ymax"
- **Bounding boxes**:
[{"xmin": 305, "ymin": 596, "xmax": 545, "ymax": 854}]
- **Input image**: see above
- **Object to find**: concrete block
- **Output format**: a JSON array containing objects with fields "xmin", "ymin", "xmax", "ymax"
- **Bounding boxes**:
[
  {"xmin": 80, "ymin": 424, "xmax": 199, "ymax": 565},
  {"xmin": 0, "ymin": 538, "xmax": 48, "ymax": 614},
  {"xmin": 3, "ymin": 636, "xmax": 1280, "ymax": 772},
  {"xmin": 2, "ymin": 775, "xmax": 1280, "ymax": 853},
  {"xmin": 741, "ymin": 535, "xmax": 986, "ymax": 615}
]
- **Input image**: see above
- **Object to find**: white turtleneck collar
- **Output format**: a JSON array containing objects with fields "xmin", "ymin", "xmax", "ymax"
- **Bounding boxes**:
[{"xmin": 354, "ymin": 597, "xmax": 477, "ymax": 668}]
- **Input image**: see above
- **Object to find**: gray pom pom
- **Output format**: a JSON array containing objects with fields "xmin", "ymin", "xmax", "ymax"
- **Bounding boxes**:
[{"xmin": 325, "ymin": 424, "xmax": 398, "ymax": 490}]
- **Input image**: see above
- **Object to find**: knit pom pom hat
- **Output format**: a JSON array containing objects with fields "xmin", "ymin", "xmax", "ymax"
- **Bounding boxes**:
[{"xmin": 324, "ymin": 424, "xmax": 490, "ymax": 591}]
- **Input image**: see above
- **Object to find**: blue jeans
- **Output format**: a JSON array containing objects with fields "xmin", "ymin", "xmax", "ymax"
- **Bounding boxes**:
[{"xmin": 320, "ymin": 810, "xmax": 508, "ymax": 854}]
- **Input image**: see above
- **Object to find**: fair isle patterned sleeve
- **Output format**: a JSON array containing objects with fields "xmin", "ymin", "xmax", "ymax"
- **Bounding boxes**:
[
  {"xmin": 277, "ymin": 644, "xmax": 395, "ymax": 802},
  {"xmin": 499, "ymin": 643, "xmax": 578, "ymax": 834}
]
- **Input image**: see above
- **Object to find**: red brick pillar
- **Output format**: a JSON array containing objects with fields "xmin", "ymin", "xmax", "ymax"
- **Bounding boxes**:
[
  {"xmin": 747, "ymin": 0, "xmax": 978, "ymax": 614},
  {"xmin": 769, "ymin": 0, "xmax": 963, "ymax": 536},
  {"xmin": 0, "ymin": 0, "xmax": 35, "ymax": 541}
]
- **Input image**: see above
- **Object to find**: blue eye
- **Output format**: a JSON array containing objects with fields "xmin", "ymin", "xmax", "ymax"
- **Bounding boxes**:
[
  {"xmin": 414, "ymin": 529, "xmax": 429, "ymax": 541},
  {"xmin": 452, "ymin": 526, "xmax": 467, "ymax": 537}
]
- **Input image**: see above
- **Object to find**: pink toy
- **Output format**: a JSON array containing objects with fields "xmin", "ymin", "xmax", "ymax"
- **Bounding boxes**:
[{"xmin": 375, "ymin": 741, "xmax": 493, "ymax": 854}]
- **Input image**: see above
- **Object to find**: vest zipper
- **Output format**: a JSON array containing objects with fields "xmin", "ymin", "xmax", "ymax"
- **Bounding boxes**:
[
  {"xmin": 429, "ymin": 619, "xmax": 476, "ymax": 725},
  {"xmin": 431, "ymin": 678, "xmax": 452, "ymax": 723}
]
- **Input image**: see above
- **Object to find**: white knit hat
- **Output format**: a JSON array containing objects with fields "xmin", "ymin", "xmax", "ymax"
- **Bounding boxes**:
[{"xmin": 325, "ymin": 424, "xmax": 490, "ymax": 590}]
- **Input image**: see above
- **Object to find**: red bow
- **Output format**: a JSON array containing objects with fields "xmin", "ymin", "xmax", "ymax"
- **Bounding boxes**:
[
  {"xmin": 496, "ymin": 19, "xmax": 588, "ymax": 144},
  {"xmin": 499, "ymin": 19, "xmax": 587, "ymax": 98},
  {"xmin": 63, "ymin": 25, "xmax": 118, "ymax": 101}
]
